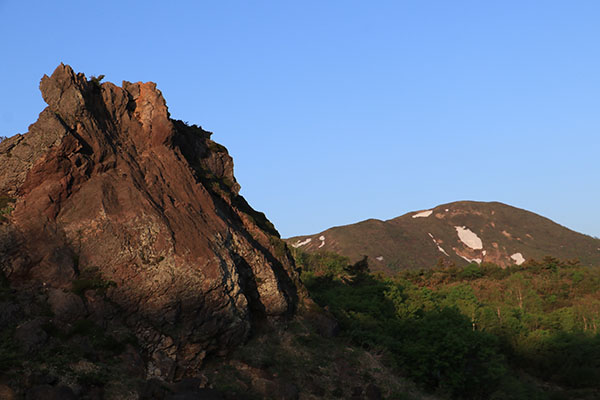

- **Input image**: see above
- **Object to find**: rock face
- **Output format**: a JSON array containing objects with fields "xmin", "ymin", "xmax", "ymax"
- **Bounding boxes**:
[
  {"xmin": 0, "ymin": 64, "xmax": 302, "ymax": 379},
  {"xmin": 287, "ymin": 200, "xmax": 600, "ymax": 273}
]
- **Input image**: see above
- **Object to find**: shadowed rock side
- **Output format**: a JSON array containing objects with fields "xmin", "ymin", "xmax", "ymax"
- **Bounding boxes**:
[
  {"xmin": 287, "ymin": 201, "xmax": 600, "ymax": 274},
  {"xmin": 0, "ymin": 64, "xmax": 303, "ymax": 380}
]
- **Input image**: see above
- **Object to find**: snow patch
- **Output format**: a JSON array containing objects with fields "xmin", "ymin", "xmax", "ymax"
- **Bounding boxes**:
[
  {"xmin": 428, "ymin": 233, "xmax": 449, "ymax": 257},
  {"xmin": 455, "ymin": 226, "xmax": 483, "ymax": 250},
  {"xmin": 292, "ymin": 238, "xmax": 312, "ymax": 248},
  {"xmin": 413, "ymin": 210, "xmax": 433, "ymax": 218},
  {"xmin": 482, "ymin": 250, "xmax": 487, "ymax": 256},
  {"xmin": 376, "ymin": 256, "xmax": 384, "ymax": 261},
  {"xmin": 445, "ymin": 209, "xmax": 449, "ymax": 212},
  {"xmin": 318, "ymin": 235, "xmax": 325, "ymax": 249},
  {"xmin": 510, "ymin": 252, "xmax": 525, "ymax": 265},
  {"xmin": 458, "ymin": 254, "xmax": 482, "ymax": 264}
]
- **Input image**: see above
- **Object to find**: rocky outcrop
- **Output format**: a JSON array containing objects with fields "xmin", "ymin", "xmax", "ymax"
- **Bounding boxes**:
[{"xmin": 0, "ymin": 64, "xmax": 303, "ymax": 383}]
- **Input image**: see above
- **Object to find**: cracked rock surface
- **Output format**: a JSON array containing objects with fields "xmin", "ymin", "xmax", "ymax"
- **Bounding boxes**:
[{"xmin": 0, "ymin": 64, "xmax": 303, "ymax": 382}]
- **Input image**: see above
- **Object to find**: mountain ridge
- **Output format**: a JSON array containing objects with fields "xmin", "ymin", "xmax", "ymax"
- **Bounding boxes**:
[{"xmin": 286, "ymin": 200, "xmax": 600, "ymax": 274}]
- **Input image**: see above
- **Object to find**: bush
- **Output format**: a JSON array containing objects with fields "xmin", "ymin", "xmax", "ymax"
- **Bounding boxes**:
[
  {"xmin": 459, "ymin": 263, "xmax": 484, "ymax": 280},
  {"xmin": 398, "ymin": 307, "xmax": 506, "ymax": 397},
  {"xmin": 71, "ymin": 267, "xmax": 116, "ymax": 297}
]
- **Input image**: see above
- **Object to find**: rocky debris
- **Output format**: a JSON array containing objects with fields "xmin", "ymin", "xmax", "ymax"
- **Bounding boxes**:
[{"xmin": 0, "ymin": 64, "xmax": 304, "ymax": 389}]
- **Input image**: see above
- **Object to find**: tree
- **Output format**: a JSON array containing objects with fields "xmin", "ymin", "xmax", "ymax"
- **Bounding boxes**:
[{"xmin": 343, "ymin": 256, "xmax": 370, "ymax": 283}]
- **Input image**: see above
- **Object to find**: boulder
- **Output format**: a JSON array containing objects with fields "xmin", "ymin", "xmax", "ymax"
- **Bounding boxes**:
[{"xmin": 47, "ymin": 288, "xmax": 86, "ymax": 323}]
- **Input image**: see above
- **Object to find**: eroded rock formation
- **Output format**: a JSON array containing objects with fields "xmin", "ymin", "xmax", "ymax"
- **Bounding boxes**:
[{"xmin": 0, "ymin": 64, "xmax": 302, "ymax": 381}]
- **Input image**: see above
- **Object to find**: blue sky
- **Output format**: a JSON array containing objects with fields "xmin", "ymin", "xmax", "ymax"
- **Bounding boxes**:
[{"xmin": 1, "ymin": 1, "xmax": 599, "ymax": 238}]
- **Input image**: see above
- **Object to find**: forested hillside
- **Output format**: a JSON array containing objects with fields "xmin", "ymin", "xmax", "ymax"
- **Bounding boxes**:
[{"xmin": 294, "ymin": 250, "xmax": 600, "ymax": 399}]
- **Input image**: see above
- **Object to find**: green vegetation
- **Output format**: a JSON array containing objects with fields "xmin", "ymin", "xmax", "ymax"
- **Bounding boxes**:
[
  {"xmin": 269, "ymin": 236, "xmax": 289, "ymax": 259},
  {"xmin": 89, "ymin": 74, "xmax": 105, "ymax": 87},
  {"xmin": 0, "ymin": 196, "xmax": 15, "ymax": 222},
  {"xmin": 294, "ymin": 251, "xmax": 600, "ymax": 399},
  {"xmin": 71, "ymin": 266, "xmax": 116, "ymax": 297},
  {"xmin": 203, "ymin": 317, "xmax": 426, "ymax": 399},
  {"xmin": 207, "ymin": 139, "xmax": 228, "ymax": 154}
]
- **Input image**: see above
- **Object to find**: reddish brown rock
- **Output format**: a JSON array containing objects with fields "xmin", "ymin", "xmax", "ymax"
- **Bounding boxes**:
[{"xmin": 0, "ymin": 64, "xmax": 303, "ymax": 378}]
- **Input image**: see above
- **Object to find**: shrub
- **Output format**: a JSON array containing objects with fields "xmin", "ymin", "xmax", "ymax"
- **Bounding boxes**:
[
  {"xmin": 459, "ymin": 263, "xmax": 484, "ymax": 280},
  {"xmin": 71, "ymin": 267, "xmax": 116, "ymax": 297},
  {"xmin": 89, "ymin": 74, "xmax": 105, "ymax": 87}
]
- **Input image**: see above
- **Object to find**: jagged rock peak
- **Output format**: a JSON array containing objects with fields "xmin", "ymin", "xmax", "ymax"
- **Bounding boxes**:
[
  {"xmin": 0, "ymin": 64, "xmax": 304, "ymax": 380},
  {"xmin": 40, "ymin": 63, "xmax": 175, "ymax": 149}
]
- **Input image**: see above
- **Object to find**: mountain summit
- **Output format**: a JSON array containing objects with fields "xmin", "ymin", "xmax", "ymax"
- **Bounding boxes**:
[
  {"xmin": 287, "ymin": 201, "xmax": 600, "ymax": 273},
  {"xmin": 0, "ymin": 64, "xmax": 302, "ymax": 380}
]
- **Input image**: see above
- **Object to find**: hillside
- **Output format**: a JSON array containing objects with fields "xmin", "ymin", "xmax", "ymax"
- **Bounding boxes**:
[
  {"xmin": 295, "ymin": 252, "xmax": 600, "ymax": 399},
  {"xmin": 287, "ymin": 201, "xmax": 600, "ymax": 274}
]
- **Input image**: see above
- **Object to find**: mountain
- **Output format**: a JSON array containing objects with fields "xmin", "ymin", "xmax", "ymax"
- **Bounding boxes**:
[
  {"xmin": 0, "ymin": 64, "xmax": 306, "ymax": 394},
  {"xmin": 286, "ymin": 201, "xmax": 600, "ymax": 274}
]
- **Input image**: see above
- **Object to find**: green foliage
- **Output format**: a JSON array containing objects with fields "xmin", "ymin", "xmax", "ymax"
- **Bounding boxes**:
[
  {"xmin": 71, "ymin": 267, "xmax": 116, "ymax": 297},
  {"xmin": 0, "ymin": 196, "xmax": 15, "ymax": 222},
  {"xmin": 459, "ymin": 263, "xmax": 484, "ymax": 280},
  {"xmin": 398, "ymin": 307, "xmax": 506, "ymax": 398},
  {"xmin": 207, "ymin": 140, "xmax": 227, "ymax": 154},
  {"xmin": 294, "ymin": 251, "xmax": 600, "ymax": 398},
  {"xmin": 343, "ymin": 256, "xmax": 370, "ymax": 283},
  {"xmin": 269, "ymin": 236, "xmax": 289, "ymax": 260},
  {"xmin": 303, "ymin": 273, "xmax": 506, "ymax": 398},
  {"xmin": 294, "ymin": 249, "xmax": 350, "ymax": 279},
  {"xmin": 89, "ymin": 74, "xmax": 105, "ymax": 87}
]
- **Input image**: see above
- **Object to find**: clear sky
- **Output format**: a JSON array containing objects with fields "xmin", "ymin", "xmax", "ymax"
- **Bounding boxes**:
[{"xmin": 1, "ymin": 1, "xmax": 599, "ymax": 239}]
